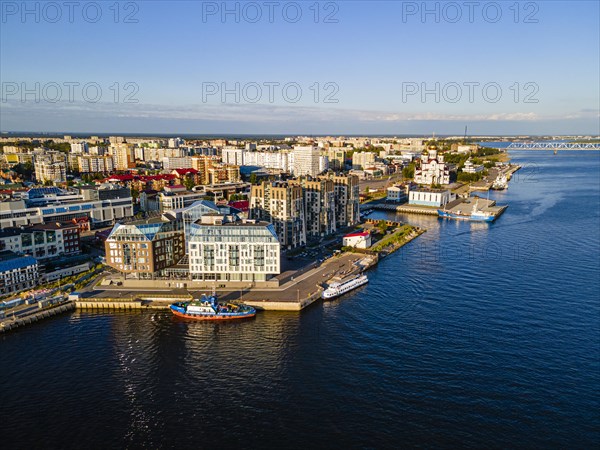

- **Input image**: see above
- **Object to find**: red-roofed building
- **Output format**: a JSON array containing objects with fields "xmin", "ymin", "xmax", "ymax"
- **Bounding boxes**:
[
  {"xmin": 228, "ymin": 200, "xmax": 249, "ymax": 212},
  {"xmin": 171, "ymin": 168, "xmax": 200, "ymax": 186},
  {"xmin": 343, "ymin": 230, "xmax": 371, "ymax": 249}
]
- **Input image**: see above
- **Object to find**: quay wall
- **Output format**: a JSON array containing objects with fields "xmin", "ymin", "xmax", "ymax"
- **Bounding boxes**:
[{"xmin": 0, "ymin": 302, "xmax": 75, "ymax": 333}]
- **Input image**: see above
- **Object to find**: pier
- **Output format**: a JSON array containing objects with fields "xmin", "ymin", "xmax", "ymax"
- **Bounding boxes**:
[{"xmin": 0, "ymin": 301, "xmax": 75, "ymax": 333}]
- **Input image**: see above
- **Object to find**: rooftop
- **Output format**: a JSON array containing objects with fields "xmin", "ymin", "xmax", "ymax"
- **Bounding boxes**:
[{"xmin": 0, "ymin": 251, "xmax": 37, "ymax": 271}]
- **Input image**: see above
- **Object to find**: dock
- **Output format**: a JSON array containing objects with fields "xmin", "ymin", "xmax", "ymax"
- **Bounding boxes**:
[
  {"xmin": 442, "ymin": 196, "xmax": 508, "ymax": 219},
  {"xmin": 0, "ymin": 301, "xmax": 75, "ymax": 333}
]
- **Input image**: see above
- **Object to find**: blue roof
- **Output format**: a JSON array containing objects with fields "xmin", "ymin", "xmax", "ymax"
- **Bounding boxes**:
[
  {"xmin": 27, "ymin": 187, "xmax": 64, "ymax": 198},
  {"xmin": 0, "ymin": 252, "xmax": 37, "ymax": 272}
]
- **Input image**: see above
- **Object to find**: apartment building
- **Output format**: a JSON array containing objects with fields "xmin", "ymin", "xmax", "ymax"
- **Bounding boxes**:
[
  {"xmin": 249, "ymin": 181, "xmax": 306, "ymax": 249},
  {"xmin": 323, "ymin": 174, "xmax": 360, "ymax": 228},
  {"xmin": 104, "ymin": 218, "xmax": 185, "ymax": 279},
  {"xmin": 188, "ymin": 214, "xmax": 280, "ymax": 282},
  {"xmin": 352, "ymin": 151, "xmax": 376, "ymax": 170},
  {"xmin": 77, "ymin": 155, "xmax": 115, "ymax": 173},
  {"xmin": 292, "ymin": 146, "xmax": 321, "ymax": 177},
  {"xmin": 0, "ymin": 222, "xmax": 80, "ymax": 260},
  {"xmin": 0, "ymin": 251, "xmax": 39, "ymax": 295},
  {"xmin": 112, "ymin": 144, "xmax": 136, "ymax": 170},
  {"xmin": 300, "ymin": 178, "xmax": 336, "ymax": 238},
  {"xmin": 207, "ymin": 164, "xmax": 240, "ymax": 185},
  {"xmin": 34, "ymin": 152, "xmax": 67, "ymax": 183},
  {"xmin": 162, "ymin": 156, "xmax": 193, "ymax": 170}
]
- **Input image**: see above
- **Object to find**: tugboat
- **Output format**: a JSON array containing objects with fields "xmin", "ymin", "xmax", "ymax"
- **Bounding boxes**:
[
  {"xmin": 322, "ymin": 274, "xmax": 368, "ymax": 300},
  {"xmin": 170, "ymin": 294, "xmax": 256, "ymax": 321}
]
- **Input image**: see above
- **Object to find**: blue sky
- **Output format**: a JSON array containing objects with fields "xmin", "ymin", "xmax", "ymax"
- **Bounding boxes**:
[{"xmin": 1, "ymin": 1, "xmax": 599, "ymax": 135}]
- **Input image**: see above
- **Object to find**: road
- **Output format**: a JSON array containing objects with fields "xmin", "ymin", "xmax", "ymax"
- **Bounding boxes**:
[{"xmin": 359, "ymin": 173, "xmax": 403, "ymax": 193}]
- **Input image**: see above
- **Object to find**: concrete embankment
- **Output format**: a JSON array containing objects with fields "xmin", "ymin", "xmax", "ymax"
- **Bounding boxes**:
[{"xmin": 0, "ymin": 302, "xmax": 75, "ymax": 333}]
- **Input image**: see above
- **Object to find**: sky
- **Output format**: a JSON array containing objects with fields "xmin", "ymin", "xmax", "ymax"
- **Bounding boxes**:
[{"xmin": 1, "ymin": 0, "xmax": 599, "ymax": 135}]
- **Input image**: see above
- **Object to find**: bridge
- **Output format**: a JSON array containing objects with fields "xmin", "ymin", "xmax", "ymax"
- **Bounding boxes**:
[{"xmin": 506, "ymin": 142, "xmax": 600, "ymax": 150}]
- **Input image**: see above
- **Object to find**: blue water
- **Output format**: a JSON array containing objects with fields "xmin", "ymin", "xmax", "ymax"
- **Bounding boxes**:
[{"xmin": 1, "ymin": 151, "xmax": 599, "ymax": 448}]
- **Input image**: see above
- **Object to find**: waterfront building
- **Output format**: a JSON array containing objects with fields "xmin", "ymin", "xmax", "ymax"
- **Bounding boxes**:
[
  {"xmin": 414, "ymin": 147, "xmax": 450, "ymax": 185},
  {"xmin": 322, "ymin": 173, "xmax": 360, "ymax": 228},
  {"xmin": 300, "ymin": 178, "xmax": 336, "ymax": 238},
  {"xmin": 0, "ymin": 251, "xmax": 39, "ymax": 295},
  {"xmin": 292, "ymin": 146, "xmax": 321, "ymax": 177},
  {"xmin": 408, "ymin": 189, "xmax": 455, "ymax": 207},
  {"xmin": 249, "ymin": 181, "xmax": 306, "ymax": 249},
  {"xmin": 182, "ymin": 200, "xmax": 237, "ymax": 250},
  {"xmin": 463, "ymin": 158, "xmax": 485, "ymax": 174},
  {"xmin": 0, "ymin": 222, "xmax": 80, "ymax": 260},
  {"xmin": 104, "ymin": 218, "xmax": 185, "ymax": 279},
  {"xmin": 342, "ymin": 230, "xmax": 371, "ymax": 249},
  {"xmin": 386, "ymin": 185, "xmax": 409, "ymax": 203},
  {"xmin": 188, "ymin": 214, "xmax": 280, "ymax": 282}
]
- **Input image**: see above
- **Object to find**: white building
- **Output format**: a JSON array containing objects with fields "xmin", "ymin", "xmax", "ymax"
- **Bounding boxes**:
[
  {"xmin": 386, "ymin": 185, "xmax": 408, "ymax": 203},
  {"xmin": 78, "ymin": 155, "xmax": 115, "ymax": 173},
  {"xmin": 222, "ymin": 147, "xmax": 245, "ymax": 166},
  {"xmin": 456, "ymin": 144, "xmax": 479, "ymax": 153},
  {"xmin": 409, "ymin": 189, "xmax": 455, "ymax": 207},
  {"xmin": 0, "ymin": 251, "xmax": 39, "ymax": 296},
  {"xmin": 71, "ymin": 141, "xmax": 89, "ymax": 154},
  {"xmin": 342, "ymin": 230, "xmax": 371, "ymax": 249},
  {"xmin": 463, "ymin": 158, "xmax": 484, "ymax": 173},
  {"xmin": 292, "ymin": 145, "xmax": 321, "ymax": 177},
  {"xmin": 188, "ymin": 214, "xmax": 280, "ymax": 282},
  {"xmin": 414, "ymin": 148, "xmax": 450, "ymax": 185},
  {"xmin": 34, "ymin": 153, "xmax": 67, "ymax": 184},
  {"xmin": 162, "ymin": 156, "xmax": 193, "ymax": 170},
  {"xmin": 352, "ymin": 151, "xmax": 376, "ymax": 170},
  {"xmin": 0, "ymin": 222, "xmax": 80, "ymax": 260},
  {"xmin": 168, "ymin": 137, "xmax": 184, "ymax": 148},
  {"xmin": 0, "ymin": 187, "xmax": 133, "ymax": 229}
]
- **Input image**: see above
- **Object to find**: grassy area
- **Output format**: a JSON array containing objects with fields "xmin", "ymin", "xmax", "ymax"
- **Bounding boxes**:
[{"xmin": 370, "ymin": 225, "xmax": 419, "ymax": 253}]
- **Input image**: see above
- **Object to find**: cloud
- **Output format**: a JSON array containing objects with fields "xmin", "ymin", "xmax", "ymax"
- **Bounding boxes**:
[{"xmin": 2, "ymin": 99, "xmax": 596, "ymax": 125}]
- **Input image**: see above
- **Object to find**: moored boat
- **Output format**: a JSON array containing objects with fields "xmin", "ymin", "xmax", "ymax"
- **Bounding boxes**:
[
  {"xmin": 322, "ymin": 274, "xmax": 368, "ymax": 300},
  {"xmin": 169, "ymin": 294, "xmax": 256, "ymax": 321},
  {"xmin": 437, "ymin": 198, "xmax": 496, "ymax": 222},
  {"xmin": 491, "ymin": 173, "xmax": 508, "ymax": 190}
]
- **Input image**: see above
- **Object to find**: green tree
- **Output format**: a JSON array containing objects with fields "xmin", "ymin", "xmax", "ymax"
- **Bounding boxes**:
[
  {"xmin": 183, "ymin": 176, "xmax": 196, "ymax": 190},
  {"xmin": 249, "ymin": 173, "xmax": 258, "ymax": 185},
  {"xmin": 131, "ymin": 187, "xmax": 140, "ymax": 201},
  {"xmin": 402, "ymin": 163, "xmax": 415, "ymax": 179}
]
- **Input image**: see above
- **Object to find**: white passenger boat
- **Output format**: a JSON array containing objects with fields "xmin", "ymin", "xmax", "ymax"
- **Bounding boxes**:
[{"xmin": 322, "ymin": 274, "xmax": 368, "ymax": 300}]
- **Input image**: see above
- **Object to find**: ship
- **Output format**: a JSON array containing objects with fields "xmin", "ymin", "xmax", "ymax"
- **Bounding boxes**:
[
  {"xmin": 491, "ymin": 173, "xmax": 508, "ymax": 190},
  {"xmin": 322, "ymin": 274, "xmax": 368, "ymax": 300},
  {"xmin": 437, "ymin": 198, "xmax": 496, "ymax": 222},
  {"xmin": 169, "ymin": 294, "xmax": 256, "ymax": 321}
]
